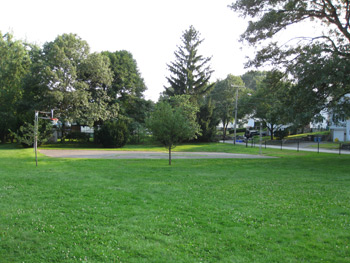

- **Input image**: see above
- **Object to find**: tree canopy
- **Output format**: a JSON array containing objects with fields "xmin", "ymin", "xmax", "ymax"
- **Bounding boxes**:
[
  {"xmin": 230, "ymin": 0, "xmax": 350, "ymax": 115},
  {"xmin": 246, "ymin": 71, "xmax": 293, "ymax": 139},
  {"xmin": 146, "ymin": 95, "xmax": 200, "ymax": 165},
  {"xmin": 0, "ymin": 32, "xmax": 30, "ymax": 143},
  {"xmin": 164, "ymin": 25, "xmax": 214, "ymax": 101},
  {"xmin": 0, "ymin": 31, "xmax": 150, "ymax": 145},
  {"xmin": 211, "ymin": 75, "xmax": 246, "ymax": 139}
]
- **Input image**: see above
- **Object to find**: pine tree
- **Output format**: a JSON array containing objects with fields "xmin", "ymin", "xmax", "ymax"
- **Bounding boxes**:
[{"xmin": 164, "ymin": 26, "xmax": 214, "ymax": 101}]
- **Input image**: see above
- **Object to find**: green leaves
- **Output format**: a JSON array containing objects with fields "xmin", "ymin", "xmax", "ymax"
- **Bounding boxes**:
[
  {"xmin": 230, "ymin": 0, "xmax": 350, "ymax": 118},
  {"xmin": 0, "ymin": 32, "xmax": 30, "ymax": 142},
  {"xmin": 165, "ymin": 26, "xmax": 214, "ymax": 100},
  {"xmin": 146, "ymin": 96, "xmax": 201, "ymax": 164}
]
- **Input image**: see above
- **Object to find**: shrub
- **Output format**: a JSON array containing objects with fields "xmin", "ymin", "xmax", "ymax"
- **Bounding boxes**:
[
  {"xmin": 65, "ymin": 132, "xmax": 90, "ymax": 142},
  {"xmin": 10, "ymin": 121, "xmax": 53, "ymax": 148},
  {"xmin": 128, "ymin": 121, "xmax": 148, "ymax": 144},
  {"xmin": 95, "ymin": 120, "xmax": 129, "ymax": 148}
]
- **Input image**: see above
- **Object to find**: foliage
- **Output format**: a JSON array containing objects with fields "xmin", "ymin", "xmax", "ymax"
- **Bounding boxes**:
[
  {"xmin": 230, "ymin": 0, "xmax": 350, "ymax": 114},
  {"xmin": 128, "ymin": 121, "xmax": 148, "ymax": 144},
  {"xmin": 274, "ymin": 128, "xmax": 289, "ymax": 140},
  {"xmin": 65, "ymin": 132, "xmax": 90, "ymax": 142},
  {"xmin": 196, "ymin": 96, "xmax": 220, "ymax": 142},
  {"xmin": 0, "ymin": 32, "xmax": 150, "ymax": 147},
  {"xmin": 211, "ymin": 75, "xmax": 247, "ymax": 139},
  {"xmin": 241, "ymin": 70, "xmax": 266, "ymax": 91},
  {"xmin": 146, "ymin": 98, "xmax": 200, "ymax": 164},
  {"xmin": 102, "ymin": 50, "xmax": 146, "ymax": 101},
  {"xmin": 102, "ymin": 51, "xmax": 150, "ymax": 124},
  {"xmin": 247, "ymin": 70, "xmax": 293, "ymax": 140},
  {"xmin": 10, "ymin": 121, "xmax": 53, "ymax": 147},
  {"xmin": 0, "ymin": 32, "xmax": 30, "ymax": 143},
  {"xmin": 95, "ymin": 120, "xmax": 129, "ymax": 148},
  {"xmin": 164, "ymin": 25, "xmax": 214, "ymax": 102}
]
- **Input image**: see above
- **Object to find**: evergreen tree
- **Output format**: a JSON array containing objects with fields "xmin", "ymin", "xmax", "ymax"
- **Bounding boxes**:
[{"xmin": 164, "ymin": 26, "xmax": 214, "ymax": 102}]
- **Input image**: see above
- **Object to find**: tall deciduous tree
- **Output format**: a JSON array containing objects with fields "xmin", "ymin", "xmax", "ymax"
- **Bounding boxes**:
[
  {"xmin": 22, "ymin": 34, "xmax": 118, "ymax": 129},
  {"xmin": 248, "ymin": 71, "xmax": 292, "ymax": 140},
  {"xmin": 102, "ymin": 50, "xmax": 146, "ymax": 102},
  {"xmin": 0, "ymin": 32, "xmax": 30, "ymax": 143},
  {"xmin": 211, "ymin": 75, "xmax": 246, "ymax": 140},
  {"xmin": 102, "ymin": 50, "xmax": 150, "ymax": 127},
  {"xmin": 241, "ymin": 71, "xmax": 266, "ymax": 91},
  {"xmin": 230, "ymin": 0, "xmax": 350, "ymax": 114},
  {"xmin": 164, "ymin": 26, "xmax": 214, "ymax": 102}
]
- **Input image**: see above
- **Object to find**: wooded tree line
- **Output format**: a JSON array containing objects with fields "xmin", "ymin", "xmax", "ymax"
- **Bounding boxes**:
[
  {"xmin": 157, "ymin": 0, "xmax": 350, "ymax": 144},
  {"xmin": 2, "ymin": 0, "xmax": 350, "ymax": 146},
  {"xmin": 0, "ymin": 32, "xmax": 153, "ymax": 144}
]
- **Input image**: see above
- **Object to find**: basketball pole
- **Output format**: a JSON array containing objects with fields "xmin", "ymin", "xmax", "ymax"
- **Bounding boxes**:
[
  {"xmin": 34, "ymin": 109, "xmax": 56, "ymax": 167},
  {"xmin": 34, "ymin": 111, "xmax": 39, "ymax": 167}
]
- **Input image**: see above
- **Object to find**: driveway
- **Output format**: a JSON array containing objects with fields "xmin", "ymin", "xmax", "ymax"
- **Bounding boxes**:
[{"xmin": 39, "ymin": 149, "xmax": 275, "ymax": 159}]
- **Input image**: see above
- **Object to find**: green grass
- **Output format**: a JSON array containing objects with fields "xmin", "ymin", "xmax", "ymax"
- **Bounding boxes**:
[
  {"xmin": 308, "ymin": 142, "xmax": 342, "ymax": 149},
  {"xmin": 1, "ymin": 143, "xmax": 350, "ymax": 262},
  {"xmin": 286, "ymin": 131, "xmax": 330, "ymax": 140}
]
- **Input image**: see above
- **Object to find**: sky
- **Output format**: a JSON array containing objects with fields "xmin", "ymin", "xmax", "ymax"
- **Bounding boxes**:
[{"xmin": 1, "ymin": 0, "xmax": 255, "ymax": 101}]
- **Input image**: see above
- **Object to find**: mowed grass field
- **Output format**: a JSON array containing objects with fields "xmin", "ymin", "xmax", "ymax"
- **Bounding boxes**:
[{"xmin": 1, "ymin": 143, "xmax": 349, "ymax": 262}]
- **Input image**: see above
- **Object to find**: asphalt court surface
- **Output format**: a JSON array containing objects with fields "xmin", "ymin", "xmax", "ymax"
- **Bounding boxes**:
[{"xmin": 40, "ymin": 150, "xmax": 275, "ymax": 159}]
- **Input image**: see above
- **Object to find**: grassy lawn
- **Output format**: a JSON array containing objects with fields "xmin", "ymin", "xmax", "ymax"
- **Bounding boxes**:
[
  {"xmin": 309, "ymin": 142, "xmax": 342, "ymax": 150},
  {"xmin": 1, "ymin": 143, "xmax": 349, "ymax": 262}
]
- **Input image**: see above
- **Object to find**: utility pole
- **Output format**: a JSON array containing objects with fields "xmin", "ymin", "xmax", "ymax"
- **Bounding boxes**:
[
  {"xmin": 231, "ymin": 85, "xmax": 245, "ymax": 145},
  {"xmin": 233, "ymin": 88, "xmax": 238, "ymax": 145},
  {"xmin": 259, "ymin": 121, "xmax": 262, "ymax": 155},
  {"xmin": 34, "ymin": 111, "xmax": 39, "ymax": 167}
]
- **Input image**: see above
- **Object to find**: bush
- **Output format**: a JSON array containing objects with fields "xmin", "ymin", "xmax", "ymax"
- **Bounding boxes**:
[
  {"xmin": 95, "ymin": 120, "xmax": 129, "ymax": 148},
  {"xmin": 10, "ymin": 121, "xmax": 53, "ymax": 148},
  {"xmin": 128, "ymin": 121, "xmax": 148, "ymax": 144},
  {"xmin": 65, "ymin": 132, "xmax": 90, "ymax": 142},
  {"xmin": 275, "ymin": 129, "xmax": 289, "ymax": 140}
]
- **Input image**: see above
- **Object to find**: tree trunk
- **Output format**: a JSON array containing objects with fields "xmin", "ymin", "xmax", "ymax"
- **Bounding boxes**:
[
  {"xmin": 0, "ymin": 134, "xmax": 6, "ymax": 144},
  {"xmin": 223, "ymin": 123, "xmax": 226, "ymax": 141},
  {"xmin": 269, "ymin": 125, "xmax": 274, "ymax": 140},
  {"xmin": 168, "ymin": 146, "xmax": 172, "ymax": 165}
]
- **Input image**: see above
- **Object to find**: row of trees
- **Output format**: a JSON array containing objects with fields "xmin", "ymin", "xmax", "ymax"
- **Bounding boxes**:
[
  {"xmin": 3, "ymin": 0, "xmax": 350, "ymax": 151},
  {"xmin": 229, "ymin": 0, "xmax": 350, "ymax": 121},
  {"xmin": 155, "ymin": 0, "xmax": 350, "ymax": 150},
  {"xmin": 151, "ymin": 25, "xmax": 311, "ymax": 150},
  {"xmin": 0, "ymin": 32, "xmax": 153, "ymax": 144}
]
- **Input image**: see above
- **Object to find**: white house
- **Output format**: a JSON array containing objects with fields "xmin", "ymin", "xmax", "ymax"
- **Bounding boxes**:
[
  {"xmin": 330, "ymin": 115, "xmax": 350, "ymax": 142},
  {"xmin": 329, "ymin": 94, "xmax": 350, "ymax": 142}
]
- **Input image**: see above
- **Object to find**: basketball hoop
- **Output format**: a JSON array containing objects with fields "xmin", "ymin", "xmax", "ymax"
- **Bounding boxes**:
[{"xmin": 51, "ymin": 118, "xmax": 59, "ymax": 125}]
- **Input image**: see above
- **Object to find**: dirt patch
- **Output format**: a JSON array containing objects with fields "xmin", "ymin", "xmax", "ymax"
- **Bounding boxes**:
[{"xmin": 39, "ymin": 149, "xmax": 275, "ymax": 159}]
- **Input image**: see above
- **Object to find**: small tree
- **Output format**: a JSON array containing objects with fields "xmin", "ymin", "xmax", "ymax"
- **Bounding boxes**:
[{"xmin": 146, "ymin": 99, "xmax": 200, "ymax": 165}]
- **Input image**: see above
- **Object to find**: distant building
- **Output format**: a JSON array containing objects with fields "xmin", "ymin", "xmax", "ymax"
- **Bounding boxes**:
[
  {"xmin": 330, "ymin": 114, "xmax": 350, "ymax": 142},
  {"xmin": 329, "ymin": 94, "xmax": 350, "ymax": 142}
]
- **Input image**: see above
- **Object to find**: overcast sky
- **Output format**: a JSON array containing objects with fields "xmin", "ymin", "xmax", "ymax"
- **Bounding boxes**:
[{"xmin": 1, "ymin": 0, "xmax": 256, "ymax": 101}]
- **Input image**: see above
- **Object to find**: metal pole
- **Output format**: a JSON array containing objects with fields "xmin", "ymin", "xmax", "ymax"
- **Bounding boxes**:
[
  {"xmin": 259, "ymin": 122, "xmax": 262, "ymax": 155},
  {"xmin": 233, "ymin": 88, "xmax": 238, "ymax": 145},
  {"xmin": 34, "ymin": 111, "xmax": 39, "ymax": 167},
  {"xmin": 297, "ymin": 140, "xmax": 299, "ymax": 152}
]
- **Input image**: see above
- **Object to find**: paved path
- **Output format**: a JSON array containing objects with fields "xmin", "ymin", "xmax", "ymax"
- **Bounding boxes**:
[
  {"xmin": 221, "ymin": 140, "xmax": 350, "ymax": 155},
  {"xmin": 39, "ymin": 149, "xmax": 275, "ymax": 159}
]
